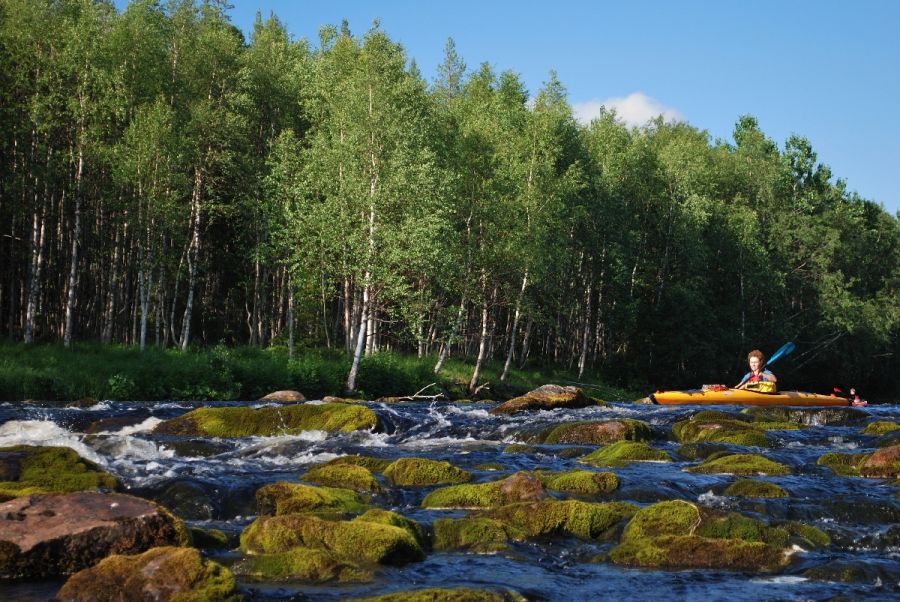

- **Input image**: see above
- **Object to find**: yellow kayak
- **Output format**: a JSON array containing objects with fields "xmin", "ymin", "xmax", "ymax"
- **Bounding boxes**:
[{"xmin": 649, "ymin": 388, "xmax": 850, "ymax": 407}]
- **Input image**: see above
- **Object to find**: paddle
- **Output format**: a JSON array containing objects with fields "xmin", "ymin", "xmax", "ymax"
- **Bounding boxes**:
[{"xmin": 764, "ymin": 341, "xmax": 795, "ymax": 369}]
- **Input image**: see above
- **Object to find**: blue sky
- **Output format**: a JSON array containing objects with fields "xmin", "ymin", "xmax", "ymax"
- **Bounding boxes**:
[{"xmin": 121, "ymin": 1, "xmax": 900, "ymax": 213}]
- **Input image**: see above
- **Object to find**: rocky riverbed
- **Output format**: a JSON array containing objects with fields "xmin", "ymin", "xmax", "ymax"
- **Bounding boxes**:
[{"xmin": 0, "ymin": 386, "xmax": 897, "ymax": 600}]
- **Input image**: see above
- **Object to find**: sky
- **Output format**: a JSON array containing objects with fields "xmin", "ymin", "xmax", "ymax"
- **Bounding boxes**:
[{"xmin": 120, "ymin": 1, "xmax": 900, "ymax": 214}]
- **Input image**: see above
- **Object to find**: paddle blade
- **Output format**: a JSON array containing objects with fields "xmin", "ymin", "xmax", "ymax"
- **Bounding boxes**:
[{"xmin": 767, "ymin": 341, "xmax": 796, "ymax": 366}]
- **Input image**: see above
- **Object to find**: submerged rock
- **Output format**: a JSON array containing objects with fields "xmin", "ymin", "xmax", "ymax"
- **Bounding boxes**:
[
  {"xmin": 609, "ymin": 500, "xmax": 825, "ymax": 571},
  {"xmin": 256, "ymin": 481, "xmax": 367, "ymax": 516},
  {"xmin": 672, "ymin": 416, "xmax": 771, "ymax": 447},
  {"xmin": 190, "ymin": 526, "xmax": 230, "ymax": 549},
  {"xmin": 240, "ymin": 513, "xmax": 424, "ymax": 564},
  {"xmin": 153, "ymin": 402, "xmax": 379, "ymax": 437},
  {"xmin": 742, "ymin": 406, "xmax": 868, "ymax": 427},
  {"xmin": 383, "ymin": 457, "xmax": 472, "ymax": 486},
  {"xmin": 723, "ymin": 479, "xmax": 788, "ymax": 498},
  {"xmin": 688, "ymin": 453, "xmax": 791, "ymax": 476},
  {"xmin": 432, "ymin": 517, "xmax": 526, "ymax": 552},
  {"xmin": 235, "ymin": 546, "xmax": 372, "ymax": 583},
  {"xmin": 0, "ymin": 492, "xmax": 189, "ymax": 579},
  {"xmin": 348, "ymin": 588, "xmax": 525, "ymax": 602},
  {"xmin": 535, "ymin": 469, "xmax": 620, "ymax": 495},
  {"xmin": 322, "ymin": 454, "xmax": 392, "ymax": 473},
  {"xmin": 578, "ymin": 441, "xmax": 673, "ymax": 467},
  {"xmin": 55, "ymin": 546, "xmax": 238, "ymax": 602},
  {"xmin": 489, "ymin": 384, "xmax": 599, "ymax": 415},
  {"xmin": 818, "ymin": 445, "xmax": 900, "ymax": 478},
  {"xmin": 301, "ymin": 463, "xmax": 384, "ymax": 492},
  {"xmin": 258, "ymin": 390, "xmax": 306, "ymax": 402},
  {"xmin": 422, "ymin": 472, "xmax": 546, "ymax": 509},
  {"xmin": 803, "ymin": 560, "xmax": 900, "ymax": 586},
  {"xmin": 862, "ymin": 421, "xmax": 899, "ymax": 436},
  {"xmin": 675, "ymin": 442, "xmax": 730, "ymax": 461},
  {"xmin": 0, "ymin": 445, "xmax": 118, "ymax": 501},
  {"xmin": 532, "ymin": 419, "xmax": 652, "ymax": 445}
]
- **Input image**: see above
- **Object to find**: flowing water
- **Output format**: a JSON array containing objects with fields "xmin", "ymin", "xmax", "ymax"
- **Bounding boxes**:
[{"xmin": 1, "ymin": 399, "xmax": 898, "ymax": 601}]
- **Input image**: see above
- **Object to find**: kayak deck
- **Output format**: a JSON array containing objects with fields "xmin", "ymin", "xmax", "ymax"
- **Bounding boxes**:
[{"xmin": 650, "ymin": 389, "xmax": 851, "ymax": 407}]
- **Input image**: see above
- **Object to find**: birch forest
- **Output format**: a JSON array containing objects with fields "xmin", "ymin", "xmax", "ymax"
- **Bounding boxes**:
[{"xmin": 2, "ymin": 0, "xmax": 898, "ymax": 393}]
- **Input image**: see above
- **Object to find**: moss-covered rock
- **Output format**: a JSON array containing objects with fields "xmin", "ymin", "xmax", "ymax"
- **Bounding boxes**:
[
  {"xmin": 301, "ymin": 464, "xmax": 384, "ymax": 493},
  {"xmin": 578, "ymin": 441, "xmax": 672, "ymax": 467},
  {"xmin": 723, "ymin": 479, "xmax": 788, "ymax": 498},
  {"xmin": 862, "ymin": 421, "xmax": 900, "ymax": 436},
  {"xmin": 533, "ymin": 419, "xmax": 651, "ymax": 445},
  {"xmin": 422, "ymin": 472, "xmax": 546, "ymax": 509},
  {"xmin": 322, "ymin": 454, "xmax": 392, "ymax": 473},
  {"xmin": 675, "ymin": 442, "xmax": 730, "ymax": 461},
  {"xmin": 817, "ymin": 446, "xmax": 900, "ymax": 478},
  {"xmin": 348, "ymin": 588, "xmax": 525, "ymax": 602},
  {"xmin": 501, "ymin": 444, "xmax": 539, "ymax": 455},
  {"xmin": 609, "ymin": 500, "xmax": 807, "ymax": 571},
  {"xmin": 235, "ymin": 547, "xmax": 372, "ymax": 583},
  {"xmin": 0, "ymin": 445, "xmax": 118, "ymax": 501},
  {"xmin": 55, "ymin": 546, "xmax": 239, "ymax": 602},
  {"xmin": 153, "ymin": 403, "xmax": 379, "ymax": 437},
  {"xmin": 255, "ymin": 482, "xmax": 367, "ymax": 516},
  {"xmin": 672, "ymin": 417, "xmax": 770, "ymax": 447},
  {"xmin": 803, "ymin": 561, "xmax": 894, "ymax": 584},
  {"xmin": 474, "ymin": 462, "xmax": 504, "ymax": 471},
  {"xmin": 536, "ymin": 469, "xmax": 619, "ymax": 495},
  {"xmin": 189, "ymin": 526, "xmax": 229, "ymax": 549},
  {"xmin": 477, "ymin": 499, "xmax": 638, "ymax": 541},
  {"xmin": 383, "ymin": 458, "xmax": 472, "ymax": 486},
  {"xmin": 489, "ymin": 384, "xmax": 598, "ymax": 415},
  {"xmin": 688, "ymin": 453, "xmax": 791, "ymax": 476},
  {"xmin": 353, "ymin": 509, "xmax": 427, "ymax": 549},
  {"xmin": 431, "ymin": 517, "xmax": 526, "ymax": 552},
  {"xmin": 240, "ymin": 513, "xmax": 424, "ymax": 565}
]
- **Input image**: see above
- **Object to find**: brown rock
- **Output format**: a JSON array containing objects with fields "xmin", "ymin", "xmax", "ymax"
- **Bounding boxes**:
[
  {"xmin": 498, "ymin": 473, "xmax": 547, "ymax": 503},
  {"xmin": 490, "ymin": 384, "xmax": 593, "ymax": 415},
  {"xmin": 56, "ymin": 546, "xmax": 238, "ymax": 602},
  {"xmin": 258, "ymin": 390, "xmax": 306, "ymax": 402},
  {"xmin": 860, "ymin": 445, "xmax": 900, "ymax": 478},
  {"xmin": 0, "ymin": 492, "xmax": 189, "ymax": 579}
]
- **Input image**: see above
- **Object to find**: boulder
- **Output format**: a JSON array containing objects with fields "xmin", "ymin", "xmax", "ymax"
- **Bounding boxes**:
[
  {"xmin": 477, "ymin": 499, "xmax": 638, "ymax": 541},
  {"xmin": 301, "ymin": 463, "xmax": 384, "ymax": 492},
  {"xmin": 55, "ymin": 546, "xmax": 238, "ymax": 602},
  {"xmin": 578, "ymin": 441, "xmax": 673, "ymax": 467},
  {"xmin": 383, "ymin": 457, "xmax": 472, "ymax": 487},
  {"xmin": 255, "ymin": 482, "xmax": 367, "ymax": 517},
  {"xmin": 0, "ymin": 445, "xmax": 118, "ymax": 501},
  {"xmin": 723, "ymin": 479, "xmax": 788, "ymax": 498},
  {"xmin": 862, "ymin": 421, "xmax": 899, "ymax": 436},
  {"xmin": 742, "ymin": 406, "xmax": 868, "ymax": 427},
  {"xmin": 489, "ymin": 384, "xmax": 597, "ymax": 415},
  {"xmin": 672, "ymin": 416, "xmax": 771, "ymax": 447},
  {"xmin": 688, "ymin": 453, "xmax": 791, "ymax": 476},
  {"xmin": 321, "ymin": 454, "xmax": 392, "ymax": 473},
  {"xmin": 859, "ymin": 445, "xmax": 900, "ymax": 478},
  {"xmin": 258, "ymin": 390, "xmax": 306, "ymax": 402},
  {"xmin": 534, "ymin": 419, "xmax": 651, "ymax": 445},
  {"xmin": 0, "ymin": 492, "xmax": 189, "ymax": 579},
  {"xmin": 347, "ymin": 587, "xmax": 524, "ymax": 602},
  {"xmin": 153, "ymin": 402, "xmax": 379, "ymax": 437},
  {"xmin": 431, "ymin": 517, "xmax": 526, "ymax": 553},
  {"xmin": 422, "ymin": 472, "xmax": 546, "ymax": 509},
  {"xmin": 536, "ymin": 469, "xmax": 619, "ymax": 495}
]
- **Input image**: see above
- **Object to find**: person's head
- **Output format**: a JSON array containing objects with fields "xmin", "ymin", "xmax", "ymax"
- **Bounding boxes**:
[{"xmin": 748, "ymin": 349, "xmax": 765, "ymax": 371}]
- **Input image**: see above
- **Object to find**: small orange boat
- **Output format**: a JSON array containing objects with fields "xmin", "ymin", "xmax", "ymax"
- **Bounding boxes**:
[{"xmin": 649, "ymin": 388, "xmax": 850, "ymax": 407}]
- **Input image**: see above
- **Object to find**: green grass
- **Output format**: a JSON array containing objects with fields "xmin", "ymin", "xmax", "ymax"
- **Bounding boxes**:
[{"xmin": 0, "ymin": 341, "xmax": 641, "ymax": 402}]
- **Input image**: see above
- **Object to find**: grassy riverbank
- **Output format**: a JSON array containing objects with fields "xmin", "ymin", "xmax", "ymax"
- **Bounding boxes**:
[{"xmin": 0, "ymin": 342, "xmax": 640, "ymax": 402}]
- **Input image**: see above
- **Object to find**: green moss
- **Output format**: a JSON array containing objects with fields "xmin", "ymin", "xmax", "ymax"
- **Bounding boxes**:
[
  {"xmin": 477, "ymin": 499, "xmax": 638, "ymax": 541},
  {"xmin": 863, "ymin": 421, "xmax": 900, "ymax": 436},
  {"xmin": 421, "ymin": 472, "xmax": 544, "ymax": 509},
  {"xmin": 235, "ymin": 547, "xmax": 372, "ymax": 583},
  {"xmin": 0, "ymin": 445, "xmax": 118, "ymax": 501},
  {"xmin": 474, "ymin": 463, "xmax": 504, "ymax": 471},
  {"xmin": 578, "ymin": 441, "xmax": 672, "ymax": 467},
  {"xmin": 347, "ymin": 588, "xmax": 525, "ymax": 602},
  {"xmin": 723, "ymin": 479, "xmax": 788, "ymax": 498},
  {"xmin": 189, "ymin": 527, "xmax": 230, "ymax": 548},
  {"xmin": 322, "ymin": 455, "xmax": 391, "ymax": 473},
  {"xmin": 672, "ymin": 418, "xmax": 770, "ymax": 447},
  {"xmin": 538, "ymin": 470, "xmax": 619, "ymax": 495},
  {"xmin": 695, "ymin": 511, "xmax": 772, "ymax": 543},
  {"xmin": 383, "ymin": 458, "xmax": 471, "ymax": 486},
  {"xmin": 353, "ymin": 509, "xmax": 427, "ymax": 548},
  {"xmin": 239, "ymin": 514, "xmax": 424, "ymax": 565},
  {"xmin": 501, "ymin": 444, "xmax": 538, "ymax": 455},
  {"xmin": 675, "ymin": 443, "xmax": 729, "ymax": 461},
  {"xmin": 153, "ymin": 403, "xmax": 379, "ymax": 437},
  {"xmin": 537, "ymin": 419, "xmax": 651, "ymax": 445},
  {"xmin": 431, "ymin": 517, "xmax": 526, "ymax": 552},
  {"xmin": 688, "ymin": 453, "xmax": 791, "ymax": 476},
  {"xmin": 742, "ymin": 407, "xmax": 867, "ymax": 426},
  {"xmin": 255, "ymin": 482, "xmax": 367, "ymax": 516},
  {"xmin": 817, "ymin": 452, "xmax": 865, "ymax": 476},
  {"xmin": 782, "ymin": 521, "xmax": 830, "ymax": 548},
  {"xmin": 55, "ymin": 546, "xmax": 239, "ymax": 602},
  {"xmin": 301, "ymin": 464, "xmax": 383, "ymax": 492},
  {"xmin": 618, "ymin": 500, "xmax": 700, "ymax": 541}
]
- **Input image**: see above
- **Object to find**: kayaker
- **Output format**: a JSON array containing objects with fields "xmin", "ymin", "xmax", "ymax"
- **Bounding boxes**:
[{"xmin": 735, "ymin": 349, "xmax": 777, "ymax": 389}]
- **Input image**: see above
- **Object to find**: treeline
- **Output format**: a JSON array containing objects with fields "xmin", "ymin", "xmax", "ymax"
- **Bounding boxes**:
[{"xmin": 1, "ymin": 0, "xmax": 898, "ymax": 395}]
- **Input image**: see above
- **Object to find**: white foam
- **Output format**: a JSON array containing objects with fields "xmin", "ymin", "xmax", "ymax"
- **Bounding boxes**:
[
  {"xmin": 93, "ymin": 417, "xmax": 164, "ymax": 436},
  {"xmin": 0, "ymin": 420, "xmax": 106, "ymax": 465}
]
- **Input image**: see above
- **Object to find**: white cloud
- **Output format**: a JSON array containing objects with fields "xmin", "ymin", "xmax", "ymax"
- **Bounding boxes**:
[{"xmin": 572, "ymin": 92, "xmax": 684, "ymax": 128}]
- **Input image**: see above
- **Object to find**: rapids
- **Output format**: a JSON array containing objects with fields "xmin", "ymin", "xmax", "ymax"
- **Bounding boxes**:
[{"xmin": 0, "ymin": 399, "xmax": 897, "ymax": 600}]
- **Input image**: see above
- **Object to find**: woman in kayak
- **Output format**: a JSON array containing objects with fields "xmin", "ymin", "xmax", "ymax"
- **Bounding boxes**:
[{"xmin": 735, "ymin": 349, "xmax": 777, "ymax": 389}]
